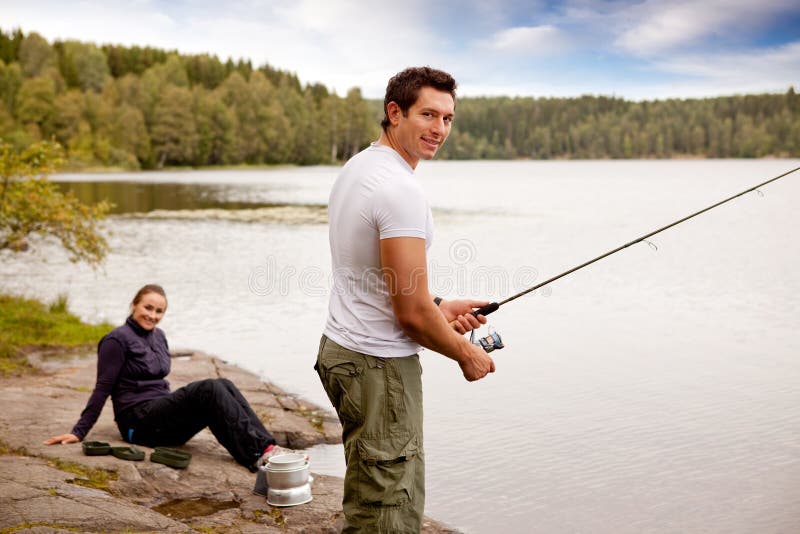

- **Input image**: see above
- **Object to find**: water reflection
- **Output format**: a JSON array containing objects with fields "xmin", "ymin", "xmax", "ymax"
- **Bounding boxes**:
[{"xmin": 54, "ymin": 181, "xmax": 285, "ymax": 214}]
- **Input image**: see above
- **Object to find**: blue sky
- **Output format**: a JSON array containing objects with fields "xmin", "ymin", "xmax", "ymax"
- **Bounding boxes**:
[{"xmin": 3, "ymin": 0, "xmax": 799, "ymax": 100}]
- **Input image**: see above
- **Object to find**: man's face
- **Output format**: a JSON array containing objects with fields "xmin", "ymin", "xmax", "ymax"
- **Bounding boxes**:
[{"xmin": 390, "ymin": 86, "xmax": 454, "ymax": 168}]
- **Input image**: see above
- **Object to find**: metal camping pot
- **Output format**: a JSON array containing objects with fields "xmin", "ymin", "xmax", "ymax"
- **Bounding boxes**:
[
  {"xmin": 266, "ymin": 462, "xmax": 310, "ymax": 489},
  {"xmin": 267, "ymin": 482, "xmax": 313, "ymax": 507},
  {"xmin": 262, "ymin": 453, "xmax": 313, "ymax": 506},
  {"xmin": 266, "ymin": 453, "xmax": 308, "ymax": 471}
]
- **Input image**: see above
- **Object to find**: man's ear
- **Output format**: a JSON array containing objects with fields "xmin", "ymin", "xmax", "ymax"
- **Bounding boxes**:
[{"xmin": 386, "ymin": 101, "xmax": 402, "ymax": 126}]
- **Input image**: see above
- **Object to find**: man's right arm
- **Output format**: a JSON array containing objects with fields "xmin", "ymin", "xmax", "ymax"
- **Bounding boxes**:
[{"xmin": 380, "ymin": 236, "xmax": 495, "ymax": 381}]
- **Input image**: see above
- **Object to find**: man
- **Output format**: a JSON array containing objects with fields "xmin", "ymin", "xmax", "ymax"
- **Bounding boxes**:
[{"xmin": 316, "ymin": 66, "xmax": 495, "ymax": 533}]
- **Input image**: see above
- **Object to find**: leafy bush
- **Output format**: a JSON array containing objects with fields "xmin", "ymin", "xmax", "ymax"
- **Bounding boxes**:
[{"xmin": 0, "ymin": 139, "xmax": 111, "ymax": 265}]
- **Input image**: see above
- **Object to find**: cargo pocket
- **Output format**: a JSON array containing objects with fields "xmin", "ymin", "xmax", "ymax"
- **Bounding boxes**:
[
  {"xmin": 319, "ymin": 357, "xmax": 364, "ymax": 424},
  {"xmin": 356, "ymin": 434, "xmax": 419, "ymax": 506}
]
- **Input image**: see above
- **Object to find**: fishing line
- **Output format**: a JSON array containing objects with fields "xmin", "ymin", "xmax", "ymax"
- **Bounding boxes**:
[{"xmin": 472, "ymin": 165, "xmax": 800, "ymax": 319}]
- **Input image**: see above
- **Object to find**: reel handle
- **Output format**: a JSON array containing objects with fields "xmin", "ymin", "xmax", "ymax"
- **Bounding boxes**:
[{"xmin": 472, "ymin": 302, "xmax": 499, "ymax": 317}]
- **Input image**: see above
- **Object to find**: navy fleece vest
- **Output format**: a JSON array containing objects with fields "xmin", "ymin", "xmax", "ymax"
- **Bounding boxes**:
[
  {"xmin": 71, "ymin": 316, "xmax": 172, "ymax": 440},
  {"xmin": 104, "ymin": 316, "xmax": 172, "ymax": 414}
]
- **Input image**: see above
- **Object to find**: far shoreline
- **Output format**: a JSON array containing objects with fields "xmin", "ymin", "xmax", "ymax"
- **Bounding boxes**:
[{"xmin": 55, "ymin": 154, "xmax": 800, "ymax": 175}]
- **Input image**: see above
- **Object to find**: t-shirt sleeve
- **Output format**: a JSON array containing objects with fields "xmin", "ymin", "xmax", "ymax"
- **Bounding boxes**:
[{"xmin": 371, "ymin": 179, "xmax": 428, "ymax": 240}]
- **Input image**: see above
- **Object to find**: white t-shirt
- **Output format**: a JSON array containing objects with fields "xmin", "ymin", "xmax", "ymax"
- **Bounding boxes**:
[{"xmin": 324, "ymin": 144, "xmax": 434, "ymax": 357}]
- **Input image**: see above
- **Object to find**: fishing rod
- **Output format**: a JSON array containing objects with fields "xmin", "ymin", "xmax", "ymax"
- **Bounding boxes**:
[{"xmin": 471, "ymin": 165, "xmax": 800, "ymax": 323}]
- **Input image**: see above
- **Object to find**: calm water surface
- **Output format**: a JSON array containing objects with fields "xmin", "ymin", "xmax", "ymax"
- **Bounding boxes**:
[{"xmin": 3, "ymin": 160, "xmax": 799, "ymax": 533}]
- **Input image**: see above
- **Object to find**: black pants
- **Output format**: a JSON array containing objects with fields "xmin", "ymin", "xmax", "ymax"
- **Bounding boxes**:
[{"xmin": 118, "ymin": 378, "xmax": 275, "ymax": 470}]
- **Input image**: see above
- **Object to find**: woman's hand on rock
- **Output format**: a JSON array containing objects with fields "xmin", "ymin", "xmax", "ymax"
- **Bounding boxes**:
[{"xmin": 44, "ymin": 433, "xmax": 79, "ymax": 445}]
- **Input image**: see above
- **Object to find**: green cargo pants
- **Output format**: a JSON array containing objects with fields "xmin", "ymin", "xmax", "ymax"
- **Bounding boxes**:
[{"xmin": 316, "ymin": 335, "xmax": 425, "ymax": 534}]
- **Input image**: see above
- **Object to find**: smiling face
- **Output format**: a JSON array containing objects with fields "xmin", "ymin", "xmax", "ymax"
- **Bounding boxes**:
[
  {"xmin": 131, "ymin": 291, "xmax": 167, "ymax": 331},
  {"xmin": 386, "ymin": 86, "xmax": 455, "ymax": 168}
]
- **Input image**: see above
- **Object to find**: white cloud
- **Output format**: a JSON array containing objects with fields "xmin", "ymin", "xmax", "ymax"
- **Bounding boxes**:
[
  {"xmin": 0, "ymin": 0, "xmax": 451, "ymax": 97},
  {"xmin": 453, "ymin": 39, "xmax": 800, "ymax": 100},
  {"xmin": 266, "ymin": 0, "xmax": 449, "ymax": 91},
  {"xmin": 1, "ymin": 1, "xmax": 177, "ymax": 47},
  {"xmin": 1, "ymin": 0, "xmax": 798, "ymax": 100},
  {"xmin": 170, "ymin": 0, "xmax": 458, "ymax": 96},
  {"xmin": 614, "ymin": 0, "xmax": 799, "ymax": 56},
  {"xmin": 651, "ymin": 41, "xmax": 800, "ymax": 95},
  {"xmin": 486, "ymin": 25, "xmax": 569, "ymax": 55}
]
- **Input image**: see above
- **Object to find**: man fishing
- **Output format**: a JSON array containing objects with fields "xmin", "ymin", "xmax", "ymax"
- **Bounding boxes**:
[{"xmin": 316, "ymin": 66, "xmax": 496, "ymax": 533}]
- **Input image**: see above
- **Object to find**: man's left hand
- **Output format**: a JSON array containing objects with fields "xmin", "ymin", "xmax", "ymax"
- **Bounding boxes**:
[{"xmin": 438, "ymin": 299, "xmax": 489, "ymax": 334}]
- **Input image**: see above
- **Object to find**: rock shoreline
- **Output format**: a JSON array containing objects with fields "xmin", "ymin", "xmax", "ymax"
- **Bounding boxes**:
[{"xmin": 0, "ymin": 349, "xmax": 458, "ymax": 533}]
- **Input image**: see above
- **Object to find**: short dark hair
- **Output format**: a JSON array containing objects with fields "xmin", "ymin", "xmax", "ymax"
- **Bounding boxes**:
[
  {"xmin": 381, "ymin": 66, "xmax": 457, "ymax": 131},
  {"xmin": 132, "ymin": 284, "xmax": 167, "ymax": 308}
]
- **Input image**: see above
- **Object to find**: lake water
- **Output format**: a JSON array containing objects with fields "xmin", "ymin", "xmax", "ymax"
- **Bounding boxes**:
[{"xmin": 2, "ymin": 160, "xmax": 799, "ymax": 533}]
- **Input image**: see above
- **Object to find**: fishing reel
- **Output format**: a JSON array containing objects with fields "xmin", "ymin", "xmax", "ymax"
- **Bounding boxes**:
[{"xmin": 470, "ymin": 325, "xmax": 505, "ymax": 353}]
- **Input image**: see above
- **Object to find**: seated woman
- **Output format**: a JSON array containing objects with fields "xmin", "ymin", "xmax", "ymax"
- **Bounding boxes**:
[{"xmin": 45, "ymin": 284, "xmax": 281, "ymax": 471}]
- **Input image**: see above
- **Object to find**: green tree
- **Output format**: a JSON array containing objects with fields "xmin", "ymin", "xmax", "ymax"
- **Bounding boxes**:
[
  {"xmin": 299, "ymin": 90, "xmax": 332, "ymax": 164},
  {"xmin": 0, "ymin": 60, "xmax": 22, "ymax": 115},
  {"xmin": 66, "ymin": 119, "xmax": 94, "ymax": 164},
  {"xmin": 193, "ymin": 88, "xmax": 237, "ymax": 165},
  {"xmin": 183, "ymin": 53, "xmax": 228, "ymax": 89},
  {"xmin": 139, "ymin": 55, "xmax": 189, "ymax": 127},
  {"xmin": 111, "ymin": 104, "xmax": 150, "ymax": 165},
  {"xmin": 15, "ymin": 76, "xmax": 57, "ymax": 138},
  {"xmin": 4, "ymin": 30, "xmax": 798, "ymax": 164},
  {"xmin": 341, "ymin": 87, "xmax": 374, "ymax": 159},
  {"xmin": 0, "ymin": 140, "xmax": 110, "ymax": 265},
  {"xmin": 786, "ymin": 86, "xmax": 798, "ymax": 114},
  {"xmin": 218, "ymin": 71, "xmax": 263, "ymax": 162},
  {"xmin": 0, "ymin": 28, "xmax": 24, "ymax": 64},
  {"xmin": 114, "ymin": 73, "xmax": 145, "ymax": 110},
  {"xmin": 52, "ymin": 89, "xmax": 85, "ymax": 147},
  {"xmin": 150, "ymin": 85, "xmax": 197, "ymax": 166},
  {"xmin": 0, "ymin": 102, "xmax": 14, "ymax": 144},
  {"xmin": 102, "ymin": 44, "xmax": 170, "ymax": 77},
  {"xmin": 18, "ymin": 32, "xmax": 56, "ymax": 77},
  {"xmin": 253, "ymin": 73, "xmax": 292, "ymax": 163},
  {"xmin": 59, "ymin": 41, "xmax": 109, "ymax": 92},
  {"xmin": 279, "ymin": 80, "xmax": 310, "ymax": 163}
]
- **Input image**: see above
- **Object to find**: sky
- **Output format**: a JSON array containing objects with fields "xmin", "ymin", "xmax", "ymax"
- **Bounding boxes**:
[{"xmin": 2, "ymin": 0, "xmax": 800, "ymax": 100}]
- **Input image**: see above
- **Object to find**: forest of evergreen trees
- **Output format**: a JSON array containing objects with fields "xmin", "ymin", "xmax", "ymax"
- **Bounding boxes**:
[
  {"xmin": 0, "ymin": 29, "xmax": 797, "ymax": 169},
  {"xmin": 438, "ymin": 91, "xmax": 799, "ymax": 160}
]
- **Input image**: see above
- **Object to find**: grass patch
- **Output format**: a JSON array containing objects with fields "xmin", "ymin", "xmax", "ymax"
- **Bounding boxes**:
[
  {"xmin": 299, "ymin": 408, "xmax": 326, "ymax": 433},
  {"xmin": 256, "ymin": 410, "xmax": 275, "ymax": 426},
  {"xmin": 48, "ymin": 457, "xmax": 118, "ymax": 492},
  {"xmin": 0, "ymin": 438, "xmax": 117, "ymax": 492},
  {"xmin": 0, "ymin": 440, "xmax": 28, "ymax": 456},
  {"xmin": 0, "ymin": 293, "xmax": 113, "ymax": 376},
  {"xmin": 251, "ymin": 508, "xmax": 287, "ymax": 527},
  {"xmin": 48, "ymin": 294, "xmax": 69, "ymax": 314},
  {"xmin": 0, "ymin": 523, "xmax": 80, "ymax": 533},
  {"xmin": 266, "ymin": 507, "xmax": 286, "ymax": 527}
]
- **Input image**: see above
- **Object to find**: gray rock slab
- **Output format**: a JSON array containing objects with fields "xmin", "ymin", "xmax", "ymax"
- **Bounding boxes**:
[
  {"xmin": 0, "ymin": 456, "xmax": 189, "ymax": 532},
  {"xmin": 0, "ymin": 349, "xmax": 458, "ymax": 532}
]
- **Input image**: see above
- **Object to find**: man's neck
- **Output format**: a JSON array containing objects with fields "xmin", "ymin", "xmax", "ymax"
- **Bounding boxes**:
[{"xmin": 376, "ymin": 130, "xmax": 418, "ymax": 169}]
